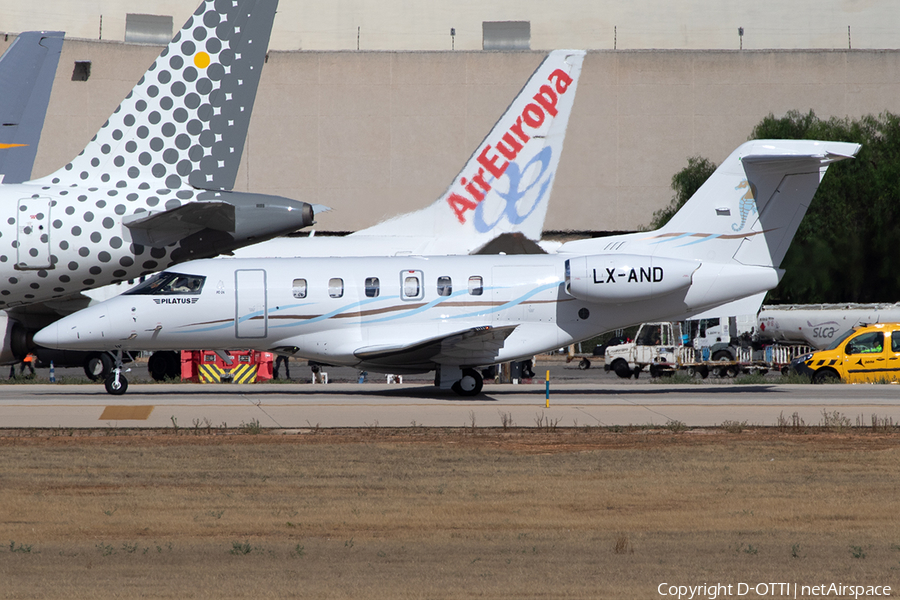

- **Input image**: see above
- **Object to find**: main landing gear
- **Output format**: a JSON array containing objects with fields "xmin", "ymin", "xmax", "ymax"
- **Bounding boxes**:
[
  {"xmin": 451, "ymin": 368, "xmax": 484, "ymax": 397},
  {"xmin": 437, "ymin": 366, "xmax": 485, "ymax": 397},
  {"xmin": 104, "ymin": 349, "xmax": 131, "ymax": 396}
]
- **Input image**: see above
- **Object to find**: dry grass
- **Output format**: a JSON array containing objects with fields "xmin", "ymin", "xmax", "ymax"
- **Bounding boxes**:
[{"xmin": 1, "ymin": 429, "xmax": 899, "ymax": 598}]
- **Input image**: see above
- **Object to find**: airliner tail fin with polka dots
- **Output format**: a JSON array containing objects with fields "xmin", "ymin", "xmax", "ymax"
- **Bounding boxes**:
[{"xmin": 39, "ymin": 0, "xmax": 277, "ymax": 192}]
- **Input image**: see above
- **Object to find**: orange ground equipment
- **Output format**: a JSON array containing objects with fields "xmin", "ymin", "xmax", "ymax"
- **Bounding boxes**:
[{"xmin": 180, "ymin": 350, "xmax": 274, "ymax": 383}]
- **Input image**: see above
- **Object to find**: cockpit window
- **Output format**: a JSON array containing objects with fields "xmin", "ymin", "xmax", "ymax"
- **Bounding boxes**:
[{"xmin": 124, "ymin": 271, "xmax": 206, "ymax": 295}]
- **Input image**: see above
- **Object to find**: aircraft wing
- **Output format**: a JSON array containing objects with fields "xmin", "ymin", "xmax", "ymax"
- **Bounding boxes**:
[
  {"xmin": 0, "ymin": 31, "xmax": 64, "ymax": 184},
  {"xmin": 123, "ymin": 201, "xmax": 236, "ymax": 247},
  {"xmin": 353, "ymin": 325, "xmax": 518, "ymax": 370}
]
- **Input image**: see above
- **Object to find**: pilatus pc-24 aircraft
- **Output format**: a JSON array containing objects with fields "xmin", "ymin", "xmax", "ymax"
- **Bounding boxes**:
[
  {"xmin": 0, "ymin": 30, "xmax": 64, "ymax": 184},
  {"xmin": 37, "ymin": 139, "xmax": 861, "ymax": 395},
  {"xmin": 0, "ymin": 0, "xmax": 316, "ymax": 364}
]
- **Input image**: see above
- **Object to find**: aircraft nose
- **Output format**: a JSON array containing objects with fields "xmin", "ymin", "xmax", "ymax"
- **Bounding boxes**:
[
  {"xmin": 33, "ymin": 321, "xmax": 59, "ymax": 348},
  {"xmin": 34, "ymin": 307, "xmax": 112, "ymax": 350}
]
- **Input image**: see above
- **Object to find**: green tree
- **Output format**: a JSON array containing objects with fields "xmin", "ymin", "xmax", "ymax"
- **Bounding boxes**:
[{"xmin": 751, "ymin": 110, "xmax": 900, "ymax": 303}]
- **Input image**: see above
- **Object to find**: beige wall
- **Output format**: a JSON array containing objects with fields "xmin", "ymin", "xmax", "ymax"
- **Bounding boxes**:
[
  {"xmin": 6, "ymin": 37, "xmax": 900, "ymax": 232},
  {"xmin": 4, "ymin": 0, "xmax": 899, "ymax": 51}
]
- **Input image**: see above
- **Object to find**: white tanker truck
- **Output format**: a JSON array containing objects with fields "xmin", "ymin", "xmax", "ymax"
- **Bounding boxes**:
[{"xmin": 756, "ymin": 303, "xmax": 900, "ymax": 349}]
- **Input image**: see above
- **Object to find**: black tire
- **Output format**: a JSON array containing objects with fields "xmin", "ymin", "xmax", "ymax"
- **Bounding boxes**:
[
  {"xmin": 649, "ymin": 364, "xmax": 660, "ymax": 378},
  {"xmin": 451, "ymin": 368, "xmax": 483, "ymax": 396},
  {"xmin": 612, "ymin": 359, "xmax": 632, "ymax": 379},
  {"xmin": 711, "ymin": 350, "xmax": 734, "ymax": 362},
  {"xmin": 104, "ymin": 373, "xmax": 128, "ymax": 395},
  {"xmin": 812, "ymin": 369, "xmax": 840, "ymax": 384},
  {"xmin": 698, "ymin": 365, "xmax": 710, "ymax": 379},
  {"xmin": 83, "ymin": 352, "xmax": 113, "ymax": 381},
  {"xmin": 148, "ymin": 351, "xmax": 180, "ymax": 381},
  {"xmin": 578, "ymin": 358, "xmax": 591, "ymax": 370}
]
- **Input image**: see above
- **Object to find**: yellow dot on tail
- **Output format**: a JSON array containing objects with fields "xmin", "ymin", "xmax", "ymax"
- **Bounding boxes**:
[{"xmin": 194, "ymin": 51, "xmax": 210, "ymax": 69}]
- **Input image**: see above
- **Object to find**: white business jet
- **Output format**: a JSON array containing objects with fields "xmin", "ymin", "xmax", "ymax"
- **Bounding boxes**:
[
  {"xmin": 37, "ymin": 140, "xmax": 860, "ymax": 395},
  {"xmin": 0, "ymin": 0, "xmax": 316, "ymax": 365}
]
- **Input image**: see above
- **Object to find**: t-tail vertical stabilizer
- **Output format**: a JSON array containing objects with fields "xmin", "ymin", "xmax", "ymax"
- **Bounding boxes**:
[
  {"xmin": 37, "ymin": 0, "xmax": 277, "ymax": 192},
  {"xmin": 648, "ymin": 140, "xmax": 860, "ymax": 268},
  {"xmin": 0, "ymin": 31, "xmax": 64, "ymax": 184},
  {"xmin": 357, "ymin": 50, "xmax": 585, "ymax": 253},
  {"xmin": 559, "ymin": 140, "xmax": 860, "ymax": 319}
]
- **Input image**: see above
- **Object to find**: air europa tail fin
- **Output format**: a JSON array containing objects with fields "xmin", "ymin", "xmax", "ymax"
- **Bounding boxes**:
[
  {"xmin": 356, "ymin": 49, "xmax": 585, "ymax": 251},
  {"xmin": 0, "ymin": 31, "xmax": 64, "ymax": 184},
  {"xmin": 648, "ymin": 139, "xmax": 860, "ymax": 267},
  {"xmin": 37, "ymin": 0, "xmax": 276, "ymax": 191}
]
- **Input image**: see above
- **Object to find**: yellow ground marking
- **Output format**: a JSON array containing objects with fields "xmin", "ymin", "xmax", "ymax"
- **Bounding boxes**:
[{"xmin": 99, "ymin": 405, "xmax": 154, "ymax": 420}]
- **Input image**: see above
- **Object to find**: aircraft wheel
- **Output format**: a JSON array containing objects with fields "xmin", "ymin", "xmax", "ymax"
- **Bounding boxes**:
[
  {"xmin": 451, "ymin": 369, "xmax": 483, "ymax": 396},
  {"xmin": 578, "ymin": 358, "xmax": 591, "ymax": 370},
  {"xmin": 104, "ymin": 373, "xmax": 129, "ymax": 396},
  {"xmin": 84, "ymin": 352, "xmax": 113, "ymax": 381},
  {"xmin": 812, "ymin": 369, "xmax": 840, "ymax": 384}
]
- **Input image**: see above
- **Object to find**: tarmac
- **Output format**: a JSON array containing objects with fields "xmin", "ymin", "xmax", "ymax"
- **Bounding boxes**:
[{"xmin": 1, "ymin": 374, "xmax": 899, "ymax": 429}]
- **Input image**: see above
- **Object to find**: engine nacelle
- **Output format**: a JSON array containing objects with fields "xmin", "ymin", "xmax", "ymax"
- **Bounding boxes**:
[
  {"xmin": 565, "ymin": 254, "xmax": 699, "ymax": 304},
  {"xmin": 0, "ymin": 311, "xmax": 31, "ymax": 364}
]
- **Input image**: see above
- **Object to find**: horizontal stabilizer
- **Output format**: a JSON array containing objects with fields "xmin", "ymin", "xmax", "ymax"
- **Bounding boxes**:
[
  {"xmin": 124, "ymin": 201, "xmax": 236, "ymax": 247},
  {"xmin": 354, "ymin": 325, "xmax": 518, "ymax": 369}
]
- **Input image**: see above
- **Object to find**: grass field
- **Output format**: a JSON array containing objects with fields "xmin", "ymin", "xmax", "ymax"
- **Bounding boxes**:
[{"xmin": 1, "ymin": 428, "xmax": 899, "ymax": 598}]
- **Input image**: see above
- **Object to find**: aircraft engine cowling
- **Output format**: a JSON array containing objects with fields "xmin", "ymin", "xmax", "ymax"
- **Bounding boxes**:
[
  {"xmin": 0, "ymin": 312, "xmax": 31, "ymax": 365},
  {"xmin": 565, "ymin": 254, "xmax": 699, "ymax": 304}
]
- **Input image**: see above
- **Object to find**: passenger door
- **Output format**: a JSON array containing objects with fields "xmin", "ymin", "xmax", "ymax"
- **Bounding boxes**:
[
  {"xmin": 235, "ymin": 269, "xmax": 267, "ymax": 339},
  {"xmin": 16, "ymin": 197, "xmax": 52, "ymax": 270}
]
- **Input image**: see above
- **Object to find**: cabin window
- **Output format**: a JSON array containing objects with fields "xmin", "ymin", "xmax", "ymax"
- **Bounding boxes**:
[
  {"xmin": 292, "ymin": 278, "xmax": 307, "ymax": 299},
  {"xmin": 328, "ymin": 278, "xmax": 344, "ymax": 299},
  {"xmin": 401, "ymin": 270, "xmax": 424, "ymax": 301},
  {"xmin": 365, "ymin": 277, "xmax": 380, "ymax": 298},
  {"xmin": 468, "ymin": 276, "xmax": 483, "ymax": 296},
  {"xmin": 124, "ymin": 271, "xmax": 205, "ymax": 295},
  {"xmin": 437, "ymin": 276, "xmax": 452, "ymax": 297},
  {"xmin": 404, "ymin": 277, "xmax": 419, "ymax": 298},
  {"xmin": 892, "ymin": 332, "xmax": 900, "ymax": 353}
]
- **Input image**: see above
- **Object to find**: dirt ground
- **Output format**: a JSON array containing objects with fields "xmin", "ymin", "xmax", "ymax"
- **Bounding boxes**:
[{"xmin": 1, "ymin": 427, "xmax": 899, "ymax": 599}]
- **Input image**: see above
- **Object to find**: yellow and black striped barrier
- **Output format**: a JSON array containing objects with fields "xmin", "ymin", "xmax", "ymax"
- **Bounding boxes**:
[{"xmin": 197, "ymin": 362, "xmax": 259, "ymax": 384}]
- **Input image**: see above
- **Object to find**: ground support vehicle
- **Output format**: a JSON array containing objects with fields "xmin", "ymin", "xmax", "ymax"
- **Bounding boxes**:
[
  {"xmin": 605, "ymin": 322, "xmax": 810, "ymax": 379},
  {"xmin": 791, "ymin": 322, "xmax": 900, "ymax": 384},
  {"xmin": 180, "ymin": 350, "xmax": 274, "ymax": 384}
]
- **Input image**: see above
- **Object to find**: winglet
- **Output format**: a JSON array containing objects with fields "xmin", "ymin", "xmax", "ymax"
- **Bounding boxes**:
[{"xmin": 0, "ymin": 31, "xmax": 64, "ymax": 184}]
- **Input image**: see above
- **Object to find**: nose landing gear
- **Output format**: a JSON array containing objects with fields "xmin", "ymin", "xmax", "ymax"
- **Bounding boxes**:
[{"xmin": 104, "ymin": 349, "xmax": 131, "ymax": 396}]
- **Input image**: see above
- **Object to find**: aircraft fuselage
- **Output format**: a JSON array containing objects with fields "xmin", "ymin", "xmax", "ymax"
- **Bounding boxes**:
[
  {"xmin": 0, "ymin": 182, "xmax": 311, "ymax": 309},
  {"xmin": 39, "ymin": 254, "xmax": 781, "ymax": 373}
]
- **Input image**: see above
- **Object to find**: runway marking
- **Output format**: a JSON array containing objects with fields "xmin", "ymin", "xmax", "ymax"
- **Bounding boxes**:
[{"xmin": 99, "ymin": 405, "xmax": 154, "ymax": 420}]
